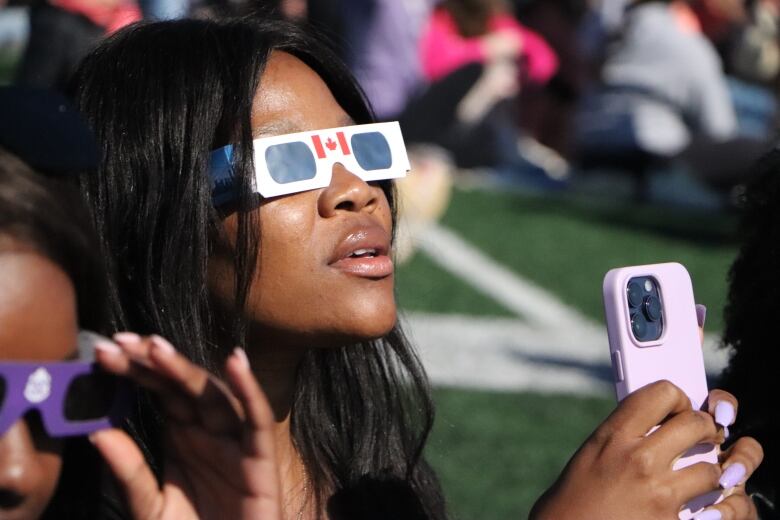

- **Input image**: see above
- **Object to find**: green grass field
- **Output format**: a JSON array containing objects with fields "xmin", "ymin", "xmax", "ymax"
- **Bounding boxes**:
[
  {"xmin": 427, "ymin": 389, "xmax": 613, "ymax": 519},
  {"xmin": 398, "ymin": 187, "xmax": 740, "ymax": 518},
  {"xmin": 397, "ymin": 188, "xmax": 739, "ymax": 331}
]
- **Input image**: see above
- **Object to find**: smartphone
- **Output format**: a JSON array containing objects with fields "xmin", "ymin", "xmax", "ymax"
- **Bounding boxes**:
[{"xmin": 603, "ymin": 262, "xmax": 720, "ymax": 519}]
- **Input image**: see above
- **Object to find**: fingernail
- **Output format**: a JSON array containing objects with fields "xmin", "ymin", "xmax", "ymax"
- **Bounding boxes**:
[
  {"xmin": 113, "ymin": 332, "xmax": 141, "ymax": 344},
  {"xmin": 150, "ymin": 335, "xmax": 176, "ymax": 355},
  {"xmin": 715, "ymin": 401, "xmax": 736, "ymax": 428},
  {"xmin": 693, "ymin": 510, "xmax": 721, "ymax": 520},
  {"xmin": 94, "ymin": 339, "xmax": 122, "ymax": 355},
  {"xmin": 723, "ymin": 426, "xmax": 730, "ymax": 440},
  {"xmin": 719, "ymin": 462, "xmax": 747, "ymax": 489},
  {"xmin": 234, "ymin": 347, "xmax": 250, "ymax": 369},
  {"xmin": 696, "ymin": 304, "xmax": 707, "ymax": 328}
]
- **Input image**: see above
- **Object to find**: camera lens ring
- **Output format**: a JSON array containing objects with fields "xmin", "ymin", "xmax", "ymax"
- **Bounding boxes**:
[
  {"xmin": 627, "ymin": 282, "xmax": 644, "ymax": 308},
  {"xmin": 644, "ymin": 296, "xmax": 662, "ymax": 322},
  {"xmin": 631, "ymin": 312, "xmax": 648, "ymax": 340}
]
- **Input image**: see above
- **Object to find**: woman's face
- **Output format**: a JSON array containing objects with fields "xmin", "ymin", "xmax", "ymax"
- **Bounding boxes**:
[
  {"xmin": 0, "ymin": 247, "xmax": 78, "ymax": 520},
  {"xmin": 210, "ymin": 52, "xmax": 397, "ymax": 349}
]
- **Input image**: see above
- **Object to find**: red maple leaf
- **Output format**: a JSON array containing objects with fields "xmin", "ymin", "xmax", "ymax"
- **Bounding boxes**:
[{"xmin": 325, "ymin": 137, "xmax": 337, "ymax": 151}]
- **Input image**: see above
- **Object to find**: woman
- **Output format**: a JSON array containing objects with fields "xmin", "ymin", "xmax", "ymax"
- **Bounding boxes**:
[
  {"xmin": 721, "ymin": 149, "xmax": 780, "ymax": 519},
  {"xmin": 0, "ymin": 101, "xmax": 282, "ymax": 520},
  {"xmin": 72, "ymin": 17, "xmax": 762, "ymax": 519},
  {"xmin": 0, "ymin": 146, "xmax": 109, "ymax": 519}
]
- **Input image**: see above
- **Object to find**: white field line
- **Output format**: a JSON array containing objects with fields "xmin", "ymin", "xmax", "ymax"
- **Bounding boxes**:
[
  {"xmin": 403, "ymin": 312, "xmax": 729, "ymax": 395},
  {"xmin": 406, "ymin": 224, "xmax": 729, "ymax": 393},
  {"xmin": 415, "ymin": 223, "xmax": 593, "ymax": 330}
]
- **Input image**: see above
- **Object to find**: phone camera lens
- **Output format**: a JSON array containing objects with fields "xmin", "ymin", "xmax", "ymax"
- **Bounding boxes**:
[
  {"xmin": 631, "ymin": 313, "xmax": 648, "ymax": 339},
  {"xmin": 644, "ymin": 296, "xmax": 662, "ymax": 322},
  {"xmin": 627, "ymin": 282, "xmax": 644, "ymax": 308}
]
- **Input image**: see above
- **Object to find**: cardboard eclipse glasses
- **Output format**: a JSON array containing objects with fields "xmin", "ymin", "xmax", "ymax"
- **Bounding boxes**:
[
  {"xmin": 209, "ymin": 121, "xmax": 410, "ymax": 204},
  {"xmin": 0, "ymin": 332, "xmax": 129, "ymax": 438}
]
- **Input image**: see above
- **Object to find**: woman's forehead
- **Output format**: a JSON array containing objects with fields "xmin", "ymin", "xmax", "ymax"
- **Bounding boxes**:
[
  {"xmin": 250, "ymin": 51, "xmax": 352, "ymax": 139},
  {"xmin": 0, "ymin": 251, "xmax": 78, "ymax": 362}
]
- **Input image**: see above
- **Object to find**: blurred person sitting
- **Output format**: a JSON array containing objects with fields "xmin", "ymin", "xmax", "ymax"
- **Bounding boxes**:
[
  {"xmin": 573, "ymin": 0, "xmax": 770, "ymax": 196},
  {"xmin": 13, "ymin": 0, "xmax": 140, "ymax": 91},
  {"xmin": 409, "ymin": 0, "xmax": 561, "ymax": 187},
  {"xmin": 721, "ymin": 148, "xmax": 780, "ymax": 520}
]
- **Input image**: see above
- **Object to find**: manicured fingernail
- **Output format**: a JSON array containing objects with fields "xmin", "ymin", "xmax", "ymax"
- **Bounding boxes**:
[
  {"xmin": 693, "ymin": 510, "xmax": 721, "ymax": 520},
  {"xmin": 234, "ymin": 347, "xmax": 250, "ymax": 369},
  {"xmin": 94, "ymin": 339, "xmax": 122, "ymax": 355},
  {"xmin": 723, "ymin": 426, "xmax": 730, "ymax": 440},
  {"xmin": 150, "ymin": 335, "xmax": 176, "ymax": 355},
  {"xmin": 696, "ymin": 304, "xmax": 707, "ymax": 328},
  {"xmin": 719, "ymin": 462, "xmax": 747, "ymax": 489},
  {"xmin": 715, "ymin": 401, "xmax": 735, "ymax": 428},
  {"xmin": 113, "ymin": 332, "xmax": 141, "ymax": 344}
]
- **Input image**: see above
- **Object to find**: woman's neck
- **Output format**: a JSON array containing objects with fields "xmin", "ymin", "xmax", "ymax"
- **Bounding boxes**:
[{"xmin": 244, "ymin": 337, "xmax": 311, "ymax": 518}]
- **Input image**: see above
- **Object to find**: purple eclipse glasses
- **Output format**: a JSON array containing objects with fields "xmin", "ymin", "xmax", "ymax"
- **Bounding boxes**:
[{"xmin": 0, "ymin": 333, "xmax": 130, "ymax": 438}]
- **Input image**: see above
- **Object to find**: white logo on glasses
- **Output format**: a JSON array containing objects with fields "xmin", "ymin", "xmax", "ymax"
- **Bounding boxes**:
[{"xmin": 24, "ymin": 367, "xmax": 52, "ymax": 404}]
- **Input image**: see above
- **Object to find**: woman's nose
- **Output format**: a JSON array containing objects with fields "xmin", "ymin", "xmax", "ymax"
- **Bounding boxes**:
[
  {"xmin": 0, "ymin": 421, "xmax": 46, "ymax": 506},
  {"xmin": 318, "ymin": 163, "xmax": 381, "ymax": 217}
]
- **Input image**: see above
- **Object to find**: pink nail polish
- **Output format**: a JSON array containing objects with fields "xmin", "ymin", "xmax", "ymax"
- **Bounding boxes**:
[
  {"xmin": 234, "ymin": 347, "xmax": 250, "ymax": 369},
  {"xmin": 113, "ymin": 332, "xmax": 141, "ymax": 344},
  {"xmin": 150, "ymin": 335, "xmax": 176, "ymax": 355},
  {"xmin": 719, "ymin": 462, "xmax": 746, "ymax": 489},
  {"xmin": 715, "ymin": 401, "xmax": 735, "ymax": 428},
  {"xmin": 695, "ymin": 304, "xmax": 707, "ymax": 328},
  {"xmin": 94, "ymin": 339, "xmax": 122, "ymax": 355}
]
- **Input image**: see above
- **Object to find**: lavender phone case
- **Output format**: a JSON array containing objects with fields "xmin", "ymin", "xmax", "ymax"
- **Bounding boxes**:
[{"xmin": 603, "ymin": 263, "xmax": 720, "ymax": 519}]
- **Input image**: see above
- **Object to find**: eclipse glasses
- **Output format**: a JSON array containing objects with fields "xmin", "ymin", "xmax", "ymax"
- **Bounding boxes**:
[
  {"xmin": 0, "ymin": 332, "xmax": 129, "ymax": 438},
  {"xmin": 209, "ymin": 121, "xmax": 410, "ymax": 204}
]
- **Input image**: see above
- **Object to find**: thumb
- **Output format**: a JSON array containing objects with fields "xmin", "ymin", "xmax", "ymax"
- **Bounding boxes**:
[{"xmin": 696, "ymin": 304, "xmax": 707, "ymax": 346}]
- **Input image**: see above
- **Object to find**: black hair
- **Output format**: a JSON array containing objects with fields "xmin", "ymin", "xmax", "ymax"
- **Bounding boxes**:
[
  {"xmin": 71, "ymin": 17, "xmax": 447, "ymax": 519},
  {"xmin": 721, "ymin": 148, "xmax": 780, "ymax": 515},
  {"xmin": 0, "ymin": 147, "xmax": 111, "ymax": 519}
]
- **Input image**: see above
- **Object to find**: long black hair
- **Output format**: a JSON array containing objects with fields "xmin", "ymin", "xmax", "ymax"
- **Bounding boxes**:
[
  {"xmin": 721, "ymin": 148, "xmax": 780, "ymax": 517},
  {"xmin": 71, "ymin": 17, "xmax": 446, "ymax": 519},
  {"xmin": 0, "ymin": 147, "xmax": 110, "ymax": 519}
]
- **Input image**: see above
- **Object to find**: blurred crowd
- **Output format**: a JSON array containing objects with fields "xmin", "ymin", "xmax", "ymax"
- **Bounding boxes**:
[{"xmin": 1, "ymin": 0, "xmax": 779, "ymax": 203}]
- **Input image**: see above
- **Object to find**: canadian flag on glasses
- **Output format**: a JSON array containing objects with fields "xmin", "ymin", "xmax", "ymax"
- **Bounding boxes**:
[{"xmin": 311, "ymin": 131, "xmax": 351, "ymax": 159}]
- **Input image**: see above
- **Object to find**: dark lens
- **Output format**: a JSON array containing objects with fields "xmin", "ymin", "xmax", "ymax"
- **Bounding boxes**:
[
  {"xmin": 631, "ymin": 312, "xmax": 648, "ymax": 340},
  {"xmin": 627, "ymin": 282, "xmax": 644, "ymax": 308},
  {"xmin": 351, "ymin": 132, "xmax": 392, "ymax": 171},
  {"xmin": 63, "ymin": 372, "xmax": 117, "ymax": 421},
  {"xmin": 644, "ymin": 296, "xmax": 663, "ymax": 322},
  {"xmin": 265, "ymin": 142, "xmax": 317, "ymax": 184}
]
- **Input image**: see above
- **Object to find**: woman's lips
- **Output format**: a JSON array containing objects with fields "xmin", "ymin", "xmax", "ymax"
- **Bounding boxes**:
[
  {"xmin": 330, "ymin": 254, "xmax": 394, "ymax": 277},
  {"xmin": 329, "ymin": 225, "xmax": 393, "ymax": 278}
]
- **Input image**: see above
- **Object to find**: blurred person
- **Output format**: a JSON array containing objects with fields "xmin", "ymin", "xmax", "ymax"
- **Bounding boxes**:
[
  {"xmin": 0, "ymin": 86, "xmax": 289, "ymax": 520},
  {"xmin": 573, "ymin": 0, "xmax": 769, "ymax": 195},
  {"xmin": 419, "ymin": 0, "xmax": 557, "ymax": 85},
  {"xmin": 721, "ymin": 149, "xmax": 780, "ymax": 520},
  {"xmin": 136, "ymin": 0, "xmax": 187, "ymax": 19},
  {"xmin": 0, "ymin": 151, "xmax": 288, "ymax": 520},
  {"xmin": 0, "ymin": 149, "xmax": 111, "ymax": 520},
  {"xmin": 341, "ymin": 0, "xmax": 435, "ymax": 122},
  {"xmin": 13, "ymin": 0, "xmax": 140, "ymax": 91},
  {"xmin": 411, "ymin": 0, "xmax": 561, "ymax": 183},
  {"xmin": 69, "ymin": 16, "xmax": 765, "ymax": 520}
]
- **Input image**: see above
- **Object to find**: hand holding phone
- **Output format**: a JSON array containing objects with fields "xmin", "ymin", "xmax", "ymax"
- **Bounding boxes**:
[{"xmin": 603, "ymin": 262, "xmax": 719, "ymax": 519}]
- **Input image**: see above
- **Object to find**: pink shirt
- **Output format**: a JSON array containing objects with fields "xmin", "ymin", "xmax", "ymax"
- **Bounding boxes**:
[
  {"xmin": 52, "ymin": 0, "xmax": 141, "ymax": 33},
  {"xmin": 419, "ymin": 9, "xmax": 558, "ymax": 84}
]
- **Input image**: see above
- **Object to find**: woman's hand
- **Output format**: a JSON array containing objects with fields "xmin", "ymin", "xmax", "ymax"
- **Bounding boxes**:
[
  {"xmin": 91, "ymin": 334, "xmax": 282, "ymax": 520},
  {"xmin": 529, "ymin": 381, "xmax": 763, "ymax": 520}
]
